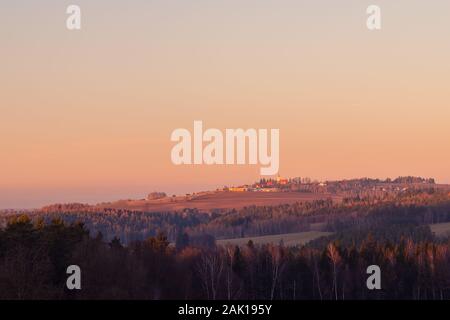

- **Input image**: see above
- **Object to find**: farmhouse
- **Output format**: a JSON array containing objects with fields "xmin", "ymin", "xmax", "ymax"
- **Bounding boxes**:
[{"xmin": 229, "ymin": 186, "xmax": 250, "ymax": 192}]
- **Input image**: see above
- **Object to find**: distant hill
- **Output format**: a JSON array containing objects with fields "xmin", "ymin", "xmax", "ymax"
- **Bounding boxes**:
[{"xmin": 95, "ymin": 191, "xmax": 341, "ymax": 213}]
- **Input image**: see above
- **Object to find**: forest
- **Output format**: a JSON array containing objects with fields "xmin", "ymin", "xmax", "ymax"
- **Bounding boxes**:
[
  {"xmin": 2, "ymin": 186, "xmax": 449, "ymax": 245},
  {"xmin": 1, "ymin": 214, "xmax": 450, "ymax": 300},
  {"xmin": 1, "ymin": 180, "xmax": 450, "ymax": 299}
]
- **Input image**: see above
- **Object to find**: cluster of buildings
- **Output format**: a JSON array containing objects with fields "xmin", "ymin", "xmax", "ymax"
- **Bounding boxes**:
[{"xmin": 226, "ymin": 176, "xmax": 290, "ymax": 193}]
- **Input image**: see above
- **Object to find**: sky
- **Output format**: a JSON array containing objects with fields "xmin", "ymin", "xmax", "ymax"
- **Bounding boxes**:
[{"xmin": 1, "ymin": 0, "xmax": 450, "ymax": 208}]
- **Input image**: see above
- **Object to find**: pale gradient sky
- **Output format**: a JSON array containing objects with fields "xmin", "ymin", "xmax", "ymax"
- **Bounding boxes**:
[{"xmin": 1, "ymin": 0, "xmax": 449, "ymax": 208}]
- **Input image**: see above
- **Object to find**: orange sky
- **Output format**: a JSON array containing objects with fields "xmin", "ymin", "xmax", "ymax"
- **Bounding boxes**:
[{"xmin": 1, "ymin": 1, "xmax": 449, "ymax": 208}]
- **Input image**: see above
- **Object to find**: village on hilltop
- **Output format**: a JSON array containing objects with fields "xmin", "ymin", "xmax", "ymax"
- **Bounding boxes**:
[{"xmin": 226, "ymin": 176, "xmax": 318, "ymax": 193}]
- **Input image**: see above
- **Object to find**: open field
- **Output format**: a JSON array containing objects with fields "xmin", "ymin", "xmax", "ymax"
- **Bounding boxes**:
[
  {"xmin": 430, "ymin": 222, "xmax": 450, "ymax": 237},
  {"xmin": 216, "ymin": 231, "xmax": 333, "ymax": 247},
  {"xmin": 96, "ymin": 191, "xmax": 341, "ymax": 212}
]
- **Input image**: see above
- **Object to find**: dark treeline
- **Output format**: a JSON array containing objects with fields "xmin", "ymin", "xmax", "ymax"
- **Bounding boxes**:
[{"xmin": 1, "ymin": 216, "xmax": 450, "ymax": 300}]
